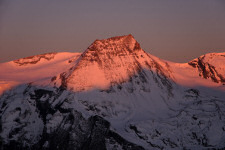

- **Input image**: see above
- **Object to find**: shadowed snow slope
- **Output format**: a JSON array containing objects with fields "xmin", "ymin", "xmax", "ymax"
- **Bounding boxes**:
[{"xmin": 0, "ymin": 35, "xmax": 225, "ymax": 150}]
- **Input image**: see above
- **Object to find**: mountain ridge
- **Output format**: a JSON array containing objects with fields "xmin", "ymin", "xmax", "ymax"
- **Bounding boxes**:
[
  {"xmin": 0, "ymin": 35, "xmax": 225, "ymax": 149},
  {"xmin": 1, "ymin": 34, "xmax": 224, "ymax": 94}
]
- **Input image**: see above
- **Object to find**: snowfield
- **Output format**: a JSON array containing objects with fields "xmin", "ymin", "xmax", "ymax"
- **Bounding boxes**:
[{"xmin": 0, "ymin": 35, "xmax": 225, "ymax": 150}]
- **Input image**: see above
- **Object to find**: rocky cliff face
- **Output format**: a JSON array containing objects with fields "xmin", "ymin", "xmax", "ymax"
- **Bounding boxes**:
[
  {"xmin": 13, "ymin": 53, "xmax": 57, "ymax": 66},
  {"xmin": 188, "ymin": 53, "xmax": 225, "ymax": 83},
  {"xmin": 0, "ymin": 35, "xmax": 225, "ymax": 150}
]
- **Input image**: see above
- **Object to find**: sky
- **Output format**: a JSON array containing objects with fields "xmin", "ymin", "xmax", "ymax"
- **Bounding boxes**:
[{"xmin": 0, "ymin": 0, "xmax": 225, "ymax": 63}]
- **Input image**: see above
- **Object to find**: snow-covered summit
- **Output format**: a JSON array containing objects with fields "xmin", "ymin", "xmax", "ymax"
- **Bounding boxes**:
[
  {"xmin": 51, "ymin": 35, "xmax": 172, "ymax": 92},
  {"xmin": 188, "ymin": 52, "xmax": 225, "ymax": 83},
  {"xmin": 81, "ymin": 34, "xmax": 142, "ymax": 63},
  {"xmin": 86, "ymin": 34, "xmax": 139, "ymax": 53}
]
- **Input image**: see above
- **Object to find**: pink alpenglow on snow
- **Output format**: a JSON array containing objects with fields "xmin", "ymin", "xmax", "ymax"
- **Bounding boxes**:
[{"xmin": 0, "ymin": 35, "xmax": 224, "ymax": 94}]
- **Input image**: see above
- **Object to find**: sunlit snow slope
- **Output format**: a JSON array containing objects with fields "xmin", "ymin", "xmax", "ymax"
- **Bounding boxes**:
[{"xmin": 0, "ymin": 52, "xmax": 80, "ymax": 94}]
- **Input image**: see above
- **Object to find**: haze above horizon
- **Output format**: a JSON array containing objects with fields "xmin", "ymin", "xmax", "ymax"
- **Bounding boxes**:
[{"xmin": 0, "ymin": 0, "xmax": 225, "ymax": 63}]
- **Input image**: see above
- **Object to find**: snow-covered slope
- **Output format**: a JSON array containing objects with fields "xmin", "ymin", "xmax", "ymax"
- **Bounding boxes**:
[
  {"xmin": 0, "ymin": 35, "xmax": 225, "ymax": 150},
  {"xmin": 0, "ymin": 52, "xmax": 81, "ymax": 94}
]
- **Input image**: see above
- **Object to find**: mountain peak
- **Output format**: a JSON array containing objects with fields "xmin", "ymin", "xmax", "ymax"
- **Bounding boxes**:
[
  {"xmin": 95, "ymin": 34, "xmax": 135, "ymax": 43},
  {"xmin": 58, "ymin": 35, "xmax": 173, "ymax": 92},
  {"xmin": 61, "ymin": 35, "xmax": 157, "ymax": 91},
  {"xmin": 106, "ymin": 34, "xmax": 135, "ymax": 43},
  {"xmin": 85, "ymin": 34, "xmax": 141, "ymax": 55}
]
